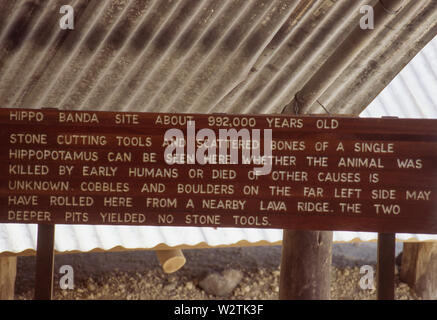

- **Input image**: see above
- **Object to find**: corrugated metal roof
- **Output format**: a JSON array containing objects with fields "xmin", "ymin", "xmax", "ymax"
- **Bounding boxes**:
[
  {"xmin": 361, "ymin": 34, "xmax": 437, "ymax": 118},
  {"xmin": 1, "ymin": 0, "xmax": 436, "ymax": 114},
  {"xmin": 1, "ymin": 0, "xmax": 437, "ymax": 254}
]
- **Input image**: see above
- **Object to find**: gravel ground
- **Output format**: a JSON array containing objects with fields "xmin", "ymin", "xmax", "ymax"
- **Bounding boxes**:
[{"xmin": 14, "ymin": 244, "xmax": 419, "ymax": 300}]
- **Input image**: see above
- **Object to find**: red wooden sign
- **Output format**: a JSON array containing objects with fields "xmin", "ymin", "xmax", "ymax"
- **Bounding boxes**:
[{"xmin": 1, "ymin": 108, "xmax": 437, "ymax": 234}]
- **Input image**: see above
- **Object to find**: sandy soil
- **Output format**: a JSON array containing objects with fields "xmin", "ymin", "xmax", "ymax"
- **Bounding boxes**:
[{"xmin": 14, "ymin": 243, "xmax": 419, "ymax": 300}]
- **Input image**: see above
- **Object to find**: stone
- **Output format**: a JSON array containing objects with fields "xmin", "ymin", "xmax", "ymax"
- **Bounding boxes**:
[
  {"xmin": 185, "ymin": 281, "xmax": 194, "ymax": 290},
  {"xmin": 163, "ymin": 283, "xmax": 176, "ymax": 292},
  {"xmin": 199, "ymin": 269, "xmax": 243, "ymax": 297},
  {"xmin": 87, "ymin": 283, "xmax": 97, "ymax": 291}
]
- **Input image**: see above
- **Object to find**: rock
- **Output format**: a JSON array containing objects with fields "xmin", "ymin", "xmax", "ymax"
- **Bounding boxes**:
[
  {"xmin": 87, "ymin": 283, "xmax": 97, "ymax": 291},
  {"xmin": 163, "ymin": 283, "xmax": 177, "ymax": 292},
  {"xmin": 199, "ymin": 269, "xmax": 243, "ymax": 297},
  {"xmin": 185, "ymin": 281, "xmax": 194, "ymax": 290},
  {"xmin": 399, "ymin": 282, "xmax": 408, "ymax": 289}
]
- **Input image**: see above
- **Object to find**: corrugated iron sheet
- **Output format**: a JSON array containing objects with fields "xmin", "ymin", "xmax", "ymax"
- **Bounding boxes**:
[
  {"xmin": 1, "ymin": 0, "xmax": 436, "ymax": 114},
  {"xmin": 362, "ymin": 35, "xmax": 437, "ymax": 118},
  {"xmin": 1, "ymin": 0, "xmax": 437, "ymax": 254}
]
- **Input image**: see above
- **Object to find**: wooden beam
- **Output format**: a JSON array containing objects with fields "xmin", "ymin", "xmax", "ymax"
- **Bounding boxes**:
[
  {"xmin": 377, "ymin": 233, "xmax": 396, "ymax": 300},
  {"xmin": 156, "ymin": 249, "xmax": 186, "ymax": 273},
  {"xmin": 279, "ymin": 230, "xmax": 333, "ymax": 299},
  {"xmin": 34, "ymin": 224, "xmax": 55, "ymax": 300},
  {"xmin": 0, "ymin": 256, "xmax": 17, "ymax": 300},
  {"xmin": 401, "ymin": 242, "xmax": 437, "ymax": 299}
]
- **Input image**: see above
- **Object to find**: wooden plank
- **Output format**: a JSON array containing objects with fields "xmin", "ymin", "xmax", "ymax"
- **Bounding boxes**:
[
  {"xmin": 34, "ymin": 224, "xmax": 55, "ymax": 300},
  {"xmin": 155, "ymin": 249, "xmax": 186, "ymax": 273},
  {"xmin": 279, "ymin": 230, "xmax": 333, "ymax": 299},
  {"xmin": 377, "ymin": 233, "xmax": 396, "ymax": 300},
  {"xmin": 0, "ymin": 256, "xmax": 17, "ymax": 300},
  {"xmin": 400, "ymin": 242, "xmax": 437, "ymax": 299},
  {"xmin": 1, "ymin": 109, "xmax": 437, "ymax": 234}
]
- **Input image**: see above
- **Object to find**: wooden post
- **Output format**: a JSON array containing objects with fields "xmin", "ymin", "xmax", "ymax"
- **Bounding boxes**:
[
  {"xmin": 377, "ymin": 233, "xmax": 396, "ymax": 300},
  {"xmin": 400, "ymin": 242, "xmax": 437, "ymax": 299},
  {"xmin": 34, "ymin": 224, "xmax": 55, "ymax": 300},
  {"xmin": 279, "ymin": 230, "xmax": 333, "ymax": 299},
  {"xmin": 0, "ymin": 256, "xmax": 17, "ymax": 300},
  {"xmin": 156, "ymin": 249, "xmax": 186, "ymax": 273}
]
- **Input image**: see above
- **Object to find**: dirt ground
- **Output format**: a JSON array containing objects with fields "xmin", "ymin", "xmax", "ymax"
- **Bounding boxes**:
[{"xmin": 14, "ymin": 243, "xmax": 419, "ymax": 300}]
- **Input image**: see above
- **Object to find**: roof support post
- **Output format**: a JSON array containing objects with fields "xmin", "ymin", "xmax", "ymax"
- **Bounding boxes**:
[
  {"xmin": 377, "ymin": 233, "xmax": 396, "ymax": 300},
  {"xmin": 34, "ymin": 224, "xmax": 55, "ymax": 300},
  {"xmin": 279, "ymin": 230, "xmax": 333, "ymax": 299}
]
